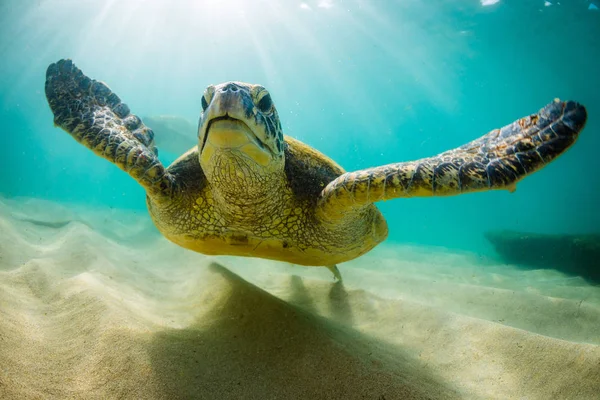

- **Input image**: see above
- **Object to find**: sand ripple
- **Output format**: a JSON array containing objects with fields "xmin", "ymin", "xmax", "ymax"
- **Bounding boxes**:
[{"xmin": 1, "ymin": 196, "xmax": 599, "ymax": 399}]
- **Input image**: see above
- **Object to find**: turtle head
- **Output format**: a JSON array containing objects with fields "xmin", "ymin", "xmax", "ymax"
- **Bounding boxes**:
[{"xmin": 198, "ymin": 82, "xmax": 285, "ymax": 187}]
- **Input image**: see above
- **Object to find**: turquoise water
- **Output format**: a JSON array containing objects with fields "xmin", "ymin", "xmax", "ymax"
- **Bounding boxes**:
[{"xmin": 1, "ymin": 0, "xmax": 599, "ymax": 253}]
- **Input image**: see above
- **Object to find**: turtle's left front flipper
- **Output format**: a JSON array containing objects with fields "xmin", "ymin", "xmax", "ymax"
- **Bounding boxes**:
[
  {"xmin": 45, "ymin": 59, "xmax": 175, "ymax": 201},
  {"xmin": 317, "ymin": 100, "xmax": 587, "ymax": 218}
]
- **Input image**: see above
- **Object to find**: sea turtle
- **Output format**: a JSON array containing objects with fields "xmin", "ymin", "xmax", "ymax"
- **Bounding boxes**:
[{"xmin": 45, "ymin": 59, "xmax": 587, "ymax": 280}]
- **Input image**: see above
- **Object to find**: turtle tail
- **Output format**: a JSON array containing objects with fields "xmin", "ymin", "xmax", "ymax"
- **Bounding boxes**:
[
  {"xmin": 317, "ymin": 100, "xmax": 587, "ymax": 218},
  {"xmin": 45, "ymin": 59, "xmax": 175, "ymax": 200}
]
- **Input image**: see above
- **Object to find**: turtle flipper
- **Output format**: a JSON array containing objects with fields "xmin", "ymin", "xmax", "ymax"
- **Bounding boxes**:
[
  {"xmin": 326, "ymin": 265, "xmax": 343, "ymax": 282},
  {"xmin": 317, "ymin": 100, "xmax": 587, "ymax": 218},
  {"xmin": 45, "ymin": 59, "xmax": 175, "ymax": 200}
]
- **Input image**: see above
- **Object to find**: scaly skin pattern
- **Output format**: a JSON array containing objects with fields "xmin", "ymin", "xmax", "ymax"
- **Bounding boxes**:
[
  {"xmin": 45, "ymin": 59, "xmax": 386, "ymax": 268},
  {"xmin": 45, "ymin": 59, "xmax": 587, "ymax": 270},
  {"xmin": 317, "ymin": 100, "xmax": 587, "ymax": 218},
  {"xmin": 45, "ymin": 59, "xmax": 175, "ymax": 200},
  {"xmin": 147, "ymin": 138, "xmax": 387, "ymax": 267}
]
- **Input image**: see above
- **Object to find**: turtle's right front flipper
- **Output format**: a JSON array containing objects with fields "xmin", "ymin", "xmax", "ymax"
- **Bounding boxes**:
[
  {"xmin": 45, "ymin": 59, "xmax": 174, "ymax": 200},
  {"xmin": 317, "ymin": 100, "xmax": 586, "ymax": 219}
]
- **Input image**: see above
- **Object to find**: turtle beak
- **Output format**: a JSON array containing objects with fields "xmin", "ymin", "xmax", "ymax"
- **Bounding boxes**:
[{"xmin": 201, "ymin": 115, "xmax": 273, "ymax": 167}]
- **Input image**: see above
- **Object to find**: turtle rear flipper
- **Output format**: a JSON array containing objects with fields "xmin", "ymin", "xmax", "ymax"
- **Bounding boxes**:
[
  {"xmin": 317, "ymin": 100, "xmax": 587, "ymax": 218},
  {"xmin": 45, "ymin": 59, "xmax": 175, "ymax": 200}
]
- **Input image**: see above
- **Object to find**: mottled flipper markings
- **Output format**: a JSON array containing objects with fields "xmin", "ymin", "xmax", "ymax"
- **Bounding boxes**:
[
  {"xmin": 45, "ymin": 59, "xmax": 174, "ymax": 198},
  {"xmin": 318, "ymin": 100, "xmax": 587, "ymax": 218}
]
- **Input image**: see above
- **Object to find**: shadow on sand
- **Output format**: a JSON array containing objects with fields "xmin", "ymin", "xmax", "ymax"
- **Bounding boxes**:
[{"xmin": 145, "ymin": 262, "xmax": 460, "ymax": 399}]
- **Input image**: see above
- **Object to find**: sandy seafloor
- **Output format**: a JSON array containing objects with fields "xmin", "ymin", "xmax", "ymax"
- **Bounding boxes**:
[{"xmin": 0, "ymin": 195, "xmax": 598, "ymax": 400}]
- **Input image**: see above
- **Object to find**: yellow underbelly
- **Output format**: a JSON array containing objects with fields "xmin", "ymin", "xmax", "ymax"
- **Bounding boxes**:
[{"xmin": 162, "ymin": 231, "xmax": 378, "ymax": 267}]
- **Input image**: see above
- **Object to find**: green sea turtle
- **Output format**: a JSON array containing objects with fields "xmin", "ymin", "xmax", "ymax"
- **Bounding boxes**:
[{"xmin": 45, "ymin": 59, "xmax": 587, "ymax": 280}]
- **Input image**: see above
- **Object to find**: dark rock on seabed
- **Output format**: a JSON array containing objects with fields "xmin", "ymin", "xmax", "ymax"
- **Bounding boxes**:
[{"xmin": 485, "ymin": 230, "xmax": 600, "ymax": 284}]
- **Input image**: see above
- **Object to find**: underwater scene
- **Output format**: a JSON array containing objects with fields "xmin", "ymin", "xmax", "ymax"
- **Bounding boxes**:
[{"xmin": 1, "ymin": 0, "xmax": 599, "ymax": 398}]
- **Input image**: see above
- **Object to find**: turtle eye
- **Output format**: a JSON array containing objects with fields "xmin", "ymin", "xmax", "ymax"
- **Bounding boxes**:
[
  {"xmin": 257, "ymin": 93, "xmax": 273, "ymax": 113},
  {"xmin": 201, "ymin": 95, "xmax": 209, "ymax": 111}
]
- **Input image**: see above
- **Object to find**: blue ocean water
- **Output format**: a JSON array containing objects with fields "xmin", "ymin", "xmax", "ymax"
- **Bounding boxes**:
[{"xmin": 1, "ymin": 0, "xmax": 598, "ymax": 254}]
